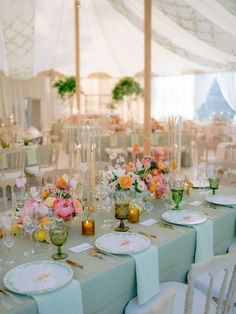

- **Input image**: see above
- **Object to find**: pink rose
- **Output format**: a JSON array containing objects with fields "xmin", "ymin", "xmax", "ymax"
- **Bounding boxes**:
[{"xmin": 54, "ymin": 198, "xmax": 75, "ymax": 219}]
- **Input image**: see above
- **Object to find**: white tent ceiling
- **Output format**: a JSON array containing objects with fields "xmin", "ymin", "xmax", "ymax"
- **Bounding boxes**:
[{"xmin": 0, "ymin": 0, "xmax": 236, "ymax": 79}]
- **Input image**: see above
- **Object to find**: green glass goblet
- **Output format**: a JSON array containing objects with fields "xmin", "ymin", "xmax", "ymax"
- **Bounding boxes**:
[
  {"xmin": 208, "ymin": 178, "xmax": 220, "ymax": 195},
  {"xmin": 171, "ymin": 189, "xmax": 184, "ymax": 210},
  {"xmin": 49, "ymin": 219, "xmax": 68, "ymax": 260}
]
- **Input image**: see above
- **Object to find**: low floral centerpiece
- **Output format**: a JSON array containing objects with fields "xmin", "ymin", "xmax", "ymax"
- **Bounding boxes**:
[{"xmin": 102, "ymin": 150, "xmax": 169, "ymax": 231}]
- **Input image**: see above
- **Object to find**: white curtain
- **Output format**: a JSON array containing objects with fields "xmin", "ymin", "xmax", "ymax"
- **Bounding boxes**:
[
  {"xmin": 152, "ymin": 75, "xmax": 195, "ymax": 120},
  {"xmin": 193, "ymin": 73, "xmax": 216, "ymax": 110},
  {"xmin": 0, "ymin": 77, "xmax": 61, "ymax": 129},
  {"xmin": 216, "ymin": 72, "xmax": 236, "ymax": 112}
]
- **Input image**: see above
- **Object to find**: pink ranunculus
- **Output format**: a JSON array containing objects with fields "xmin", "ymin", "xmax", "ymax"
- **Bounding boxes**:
[
  {"xmin": 73, "ymin": 198, "xmax": 83, "ymax": 215},
  {"xmin": 22, "ymin": 199, "xmax": 38, "ymax": 216},
  {"xmin": 54, "ymin": 198, "xmax": 75, "ymax": 219}
]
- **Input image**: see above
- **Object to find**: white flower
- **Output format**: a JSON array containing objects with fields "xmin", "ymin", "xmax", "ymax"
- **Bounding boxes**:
[
  {"xmin": 109, "ymin": 152, "xmax": 118, "ymax": 160},
  {"xmin": 137, "ymin": 180, "xmax": 147, "ymax": 192},
  {"xmin": 69, "ymin": 178, "xmax": 77, "ymax": 188},
  {"xmin": 136, "ymin": 160, "xmax": 143, "ymax": 171},
  {"xmin": 29, "ymin": 186, "xmax": 38, "ymax": 198},
  {"xmin": 80, "ymin": 162, "xmax": 88, "ymax": 173},
  {"xmin": 114, "ymin": 168, "xmax": 125, "ymax": 178},
  {"xmin": 116, "ymin": 155, "xmax": 125, "ymax": 164},
  {"xmin": 16, "ymin": 177, "xmax": 26, "ymax": 188}
]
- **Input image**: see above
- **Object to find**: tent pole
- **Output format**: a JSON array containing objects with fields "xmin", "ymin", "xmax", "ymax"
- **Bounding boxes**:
[
  {"xmin": 74, "ymin": 0, "xmax": 80, "ymax": 111},
  {"xmin": 144, "ymin": 0, "xmax": 152, "ymax": 155}
]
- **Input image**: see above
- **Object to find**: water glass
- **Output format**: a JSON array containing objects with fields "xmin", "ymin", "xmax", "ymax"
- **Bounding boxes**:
[
  {"xmin": 2, "ymin": 217, "xmax": 15, "ymax": 265},
  {"xmin": 23, "ymin": 213, "xmax": 37, "ymax": 257}
]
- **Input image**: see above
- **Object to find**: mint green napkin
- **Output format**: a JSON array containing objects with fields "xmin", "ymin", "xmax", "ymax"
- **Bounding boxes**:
[
  {"xmin": 192, "ymin": 220, "xmax": 214, "ymax": 263},
  {"xmin": 32, "ymin": 279, "xmax": 83, "ymax": 314},
  {"xmin": 131, "ymin": 245, "xmax": 159, "ymax": 305}
]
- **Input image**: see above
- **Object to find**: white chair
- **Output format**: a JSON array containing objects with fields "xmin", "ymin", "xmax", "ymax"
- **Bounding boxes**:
[
  {"xmin": 25, "ymin": 144, "xmax": 60, "ymax": 182},
  {"xmin": 194, "ymin": 242, "xmax": 236, "ymax": 311},
  {"xmin": 0, "ymin": 178, "xmax": 17, "ymax": 211},
  {"xmin": 41, "ymin": 168, "xmax": 73, "ymax": 185},
  {"xmin": 144, "ymin": 288, "xmax": 175, "ymax": 314},
  {"xmin": 0, "ymin": 148, "xmax": 25, "ymax": 179},
  {"xmin": 125, "ymin": 250, "xmax": 236, "ymax": 314},
  {"xmin": 105, "ymin": 134, "xmax": 128, "ymax": 158}
]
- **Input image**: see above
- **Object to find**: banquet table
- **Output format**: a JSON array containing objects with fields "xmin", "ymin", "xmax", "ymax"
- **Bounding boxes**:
[{"xmin": 0, "ymin": 186, "xmax": 236, "ymax": 314}]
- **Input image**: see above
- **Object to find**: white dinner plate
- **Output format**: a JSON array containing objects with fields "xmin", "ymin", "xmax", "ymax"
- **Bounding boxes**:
[
  {"xmin": 162, "ymin": 210, "xmax": 207, "ymax": 225},
  {"xmin": 3, "ymin": 261, "xmax": 73, "ymax": 295},
  {"xmin": 95, "ymin": 232, "xmax": 151, "ymax": 255},
  {"xmin": 205, "ymin": 195, "xmax": 236, "ymax": 206},
  {"xmin": 192, "ymin": 180, "xmax": 209, "ymax": 189}
]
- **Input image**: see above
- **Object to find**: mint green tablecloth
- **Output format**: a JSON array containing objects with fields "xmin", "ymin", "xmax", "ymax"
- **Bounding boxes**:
[{"xmin": 0, "ymin": 186, "xmax": 236, "ymax": 314}]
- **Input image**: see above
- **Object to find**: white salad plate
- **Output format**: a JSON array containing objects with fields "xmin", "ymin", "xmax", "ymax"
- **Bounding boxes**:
[
  {"xmin": 205, "ymin": 195, "xmax": 236, "ymax": 206},
  {"xmin": 95, "ymin": 232, "xmax": 151, "ymax": 255},
  {"xmin": 162, "ymin": 210, "xmax": 207, "ymax": 225},
  {"xmin": 3, "ymin": 260, "xmax": 73, "ymax": 295}
]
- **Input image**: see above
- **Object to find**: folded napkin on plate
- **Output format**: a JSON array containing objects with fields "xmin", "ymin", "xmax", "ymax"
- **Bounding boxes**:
[
  {"xmin": 32, "ymin": 279, "xmax": 83, "ymax": 314},
  {"xmin": 130, "ymin": 245, "xmax": 159, "ymax": 305},
  {"xmin": 192, "ymin": 220, "xmax": 214, "ymax": 263}
]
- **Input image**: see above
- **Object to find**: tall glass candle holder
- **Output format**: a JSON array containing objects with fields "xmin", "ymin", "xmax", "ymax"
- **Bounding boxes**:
[
  {"xmin": 168, "ymin": 116, "xmax": 182, "ymax": 178},
  {"xmin": 70, "ymin": 119, "xmax": 101, "ymax": 191}
]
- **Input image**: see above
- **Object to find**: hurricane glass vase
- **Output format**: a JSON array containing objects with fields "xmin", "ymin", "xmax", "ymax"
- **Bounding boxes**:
[{"xmin": 114, "ymin": 190, "xmax": 131, "ymax": 232}]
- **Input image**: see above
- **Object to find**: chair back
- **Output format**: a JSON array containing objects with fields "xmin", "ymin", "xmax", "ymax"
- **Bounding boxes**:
[
  {"xmin": 42, "ymin": 168, "xmax": 72, "ymax": 185},
  {"xmin": 144, "ymin": 288, "xmax": 175, "ymax": 314},
  {"xmin": 131, "ymin": 134, "xmax": 143, "ymax": 146},
  {"xmin": 225, "ymin": 143, "xmax": 236, "ymax": 162},
  {"xmin": 0, "ymin": 178, "xmax": 16, "ymax": 211},
  {"xmin": 109, "ymin": 134, "xmax": 128, "ymax": 148},
  {"xmin": 0, "ymin": 148, "xmax": 25, "ymax": 178},
  {"xmin": 185, "ymin": 250, "xmax": 236, "ymax": 314},
  {"xmin": 36, "ymin": 144, "xmax": 60, "ymax": 170}
]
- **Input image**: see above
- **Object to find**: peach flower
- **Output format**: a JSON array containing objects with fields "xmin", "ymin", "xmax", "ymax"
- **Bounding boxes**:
[{"xmin": 119, "ymin": 175, "xmax": 132, "ymax": 189}]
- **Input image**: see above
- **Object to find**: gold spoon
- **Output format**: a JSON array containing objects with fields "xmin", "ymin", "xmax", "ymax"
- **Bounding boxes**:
[{"xmin": 88, "ymin": 248, "xmax": 104, "ymax": 260}]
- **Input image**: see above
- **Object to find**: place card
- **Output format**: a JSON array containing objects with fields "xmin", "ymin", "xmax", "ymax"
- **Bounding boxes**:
[
  {"xmin": 140, "ymin": 219, "xmax": 157, "ymax": 227},
  {"xmin": 189, "ymin": 201, "xmax": 202, "ymax": 207},
  {"xmin": 69, "ymin": 243, "xmax": 93, "ymax": 253}
]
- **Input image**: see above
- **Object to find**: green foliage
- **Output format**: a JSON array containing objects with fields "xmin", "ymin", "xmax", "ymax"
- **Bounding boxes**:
[
  {"xmin": 112, "ymin": 77, "xmax": 143, "ymax": 102},
  {"xmin": 53, "ymin": 76, "xmax": 76, "ymax": 99}
]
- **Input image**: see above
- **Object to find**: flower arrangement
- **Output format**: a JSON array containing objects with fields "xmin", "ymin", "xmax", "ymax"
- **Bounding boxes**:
[
  {"xmin": 136, "ymin": 148, "xmax": 169, "ymax": 198},
  {"xmin": 22, "ymin": 175, "xmax": 83, "ymax": 220},
  {"xmin": 102, "ymin": 149, "xmax": 170, "ymax": 198}
]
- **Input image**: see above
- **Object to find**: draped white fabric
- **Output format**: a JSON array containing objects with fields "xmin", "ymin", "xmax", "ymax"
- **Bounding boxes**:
[
  {"xmin": 0, "ymin": 77, "xmax": 62, "ymax": 129},
  {"xmin": 152, "ymin": 75, "xmax": 195, "ymax": 120},
  {"xmin": 1, "ymin": 0, "xmax": 236, "ymax": 78},
  {"xmin": 216, "ymin": 72, "xmax": 236, "ymax": 112},
  {"xmin": 193, "ymin": 74, "xmax": 216, "ymax": 110}
]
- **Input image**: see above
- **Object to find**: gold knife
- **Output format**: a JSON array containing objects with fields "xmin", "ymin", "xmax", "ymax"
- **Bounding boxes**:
[
  {"xmin": 138, "ymin": 231, "xmax": 157, "ymax": 238},
  {"xmin": 159, "ymin": 222, "xmax": 174, "ymax": 229},
  {"xmin": 65, "ymin": 259, "xmax": 84, "ymax": 269}
]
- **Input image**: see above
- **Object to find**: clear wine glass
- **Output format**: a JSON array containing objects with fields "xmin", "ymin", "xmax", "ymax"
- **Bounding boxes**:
[
  {"xmin": 2, "ymin": 217, "xmax": 15, "ymax": 266},
  {"xmin": 197, "ymin": 164, "xmax": 208, "ymax": 195},
  {"xmin": 23, "ymin": 211, "xmax": 37, "ymax": 257}
]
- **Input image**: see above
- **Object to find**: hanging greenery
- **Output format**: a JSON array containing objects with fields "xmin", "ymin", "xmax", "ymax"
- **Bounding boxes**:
[
  {"xmin": 112, "ymin": 77, "xmax": 143, "ymax": 102},
  {"xmin": 53, "ymin": 76, "xmax": 76, "ymax": 99}
]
